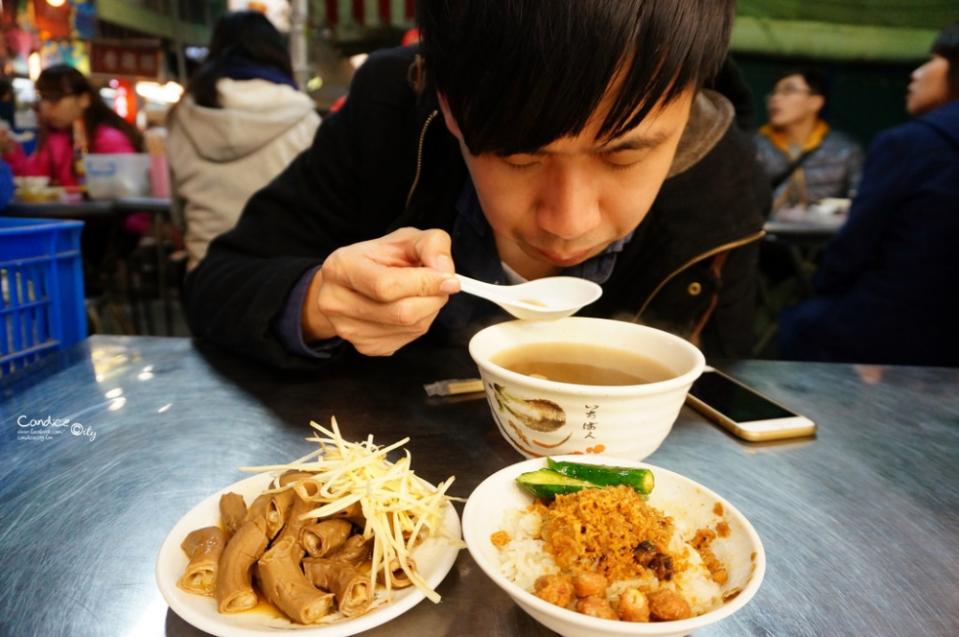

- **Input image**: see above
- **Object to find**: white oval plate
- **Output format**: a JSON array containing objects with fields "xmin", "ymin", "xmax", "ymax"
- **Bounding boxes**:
[{"xmin": 156, "ymin": 473, "xmax": 462, "ymax": 637}]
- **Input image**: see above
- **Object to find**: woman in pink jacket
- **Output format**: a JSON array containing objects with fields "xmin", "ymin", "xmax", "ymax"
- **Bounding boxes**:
[
  {"xmin": 1, "ymin": 66, "xmax": 148, "ymax": 291},
  {"xmin": 1, "ymin": 64, "xmax": 143, "ymax": 185}
]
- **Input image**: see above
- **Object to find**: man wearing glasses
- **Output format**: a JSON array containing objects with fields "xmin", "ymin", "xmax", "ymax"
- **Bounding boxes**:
[{"xmin": 755, "ymin": 69, "xmax": 863, "ymax": 216}]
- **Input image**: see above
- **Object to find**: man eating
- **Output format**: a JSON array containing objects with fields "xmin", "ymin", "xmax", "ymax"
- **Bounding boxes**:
[{"xmin": 185, "ymin": 0, "xmax": 767, "ymax": 369}]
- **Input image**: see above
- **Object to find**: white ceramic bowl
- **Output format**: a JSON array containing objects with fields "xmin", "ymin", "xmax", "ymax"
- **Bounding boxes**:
[
  {"xmin": 15, "ymin": 175, "xmax": 50, "ymax": 190},
  {"xmin": 468, "ymin": 318, "xmax": 705, "ymax": 460},
  {"xmin": 462, "ymin": 456, "xmax": 765, "ymax": 637}
]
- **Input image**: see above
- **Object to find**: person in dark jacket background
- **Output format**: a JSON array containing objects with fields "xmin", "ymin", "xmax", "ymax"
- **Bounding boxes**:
[
  {"xmin": 779, "ymin": 22, "xmax": 959, "ymax": 366},
  {"xmin": 185, "ymin": 0, "xmax": 767, "ymax": 370}
]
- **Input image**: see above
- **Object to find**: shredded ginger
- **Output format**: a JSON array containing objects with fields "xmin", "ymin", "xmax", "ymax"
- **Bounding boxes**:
[{"xmin": 239, "ymin": 417, "xmax": 463, "ymax": 603}]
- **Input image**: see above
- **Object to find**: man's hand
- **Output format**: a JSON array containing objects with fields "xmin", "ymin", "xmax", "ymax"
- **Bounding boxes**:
[{"xmin": 301, "ymin": 227, "xmax": 461, "ymax": 356}]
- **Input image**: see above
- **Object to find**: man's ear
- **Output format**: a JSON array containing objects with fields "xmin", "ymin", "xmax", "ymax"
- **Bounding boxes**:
[
  {"xmin": 810, "ymin": 94, "xmax": 826, "ymax": 115},
  {"xmin": 436, "ymin": 92, "xmax": 463, "ymax": 139}
]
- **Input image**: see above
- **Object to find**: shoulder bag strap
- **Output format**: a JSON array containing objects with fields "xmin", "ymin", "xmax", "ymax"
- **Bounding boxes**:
[{"xmin": 770, "ymin": 147, "xmax": 817, "ymax": 190}]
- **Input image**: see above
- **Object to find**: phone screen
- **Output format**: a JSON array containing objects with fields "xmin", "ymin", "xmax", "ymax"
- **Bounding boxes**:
[{"xmin": 688, "ymin": 371, "xmax": 797, "ymax": 422}]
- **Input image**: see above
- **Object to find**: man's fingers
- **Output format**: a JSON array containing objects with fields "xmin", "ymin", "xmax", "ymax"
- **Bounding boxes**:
[
  {"xmin": 314, "ymin": 228, "xmax": 461, "ymax": 357},
  {"xmin": 329, "ymin": 312, "xmax": 435, "ymax": 357},
  {"xmin": 320, "ymin": 285, "xmax": 447, "ymax": 327},
  {"xmin": 350, "ymin": 258, "xmax": 458, "ymax": 301},
  {"xmin": 336, "ymin": 228, "xmax": 459, "ymax": 300},
  {"xmin": 410, "ymin": 229, "xmax": 456, "ymax": 274}
]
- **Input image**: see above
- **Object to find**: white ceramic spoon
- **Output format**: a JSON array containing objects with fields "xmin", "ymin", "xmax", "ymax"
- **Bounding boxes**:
[{"xmin": 455, "ymin": 274, "xmax": 602, "ymax": 320}]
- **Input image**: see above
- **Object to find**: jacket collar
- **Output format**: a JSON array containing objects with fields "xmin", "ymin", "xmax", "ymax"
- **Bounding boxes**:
[
  {"xmin": 917, "ymin": 99, "xmax": 959, "ymax": 149},
  {"xmin": 668, "ymin": 89, "xmax": 734, "ymax": 178}
]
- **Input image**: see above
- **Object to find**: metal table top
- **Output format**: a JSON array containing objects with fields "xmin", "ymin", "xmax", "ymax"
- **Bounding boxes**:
[{"xmin": 2, "ymin": 336, "xmax": 957, "ymax": 637}]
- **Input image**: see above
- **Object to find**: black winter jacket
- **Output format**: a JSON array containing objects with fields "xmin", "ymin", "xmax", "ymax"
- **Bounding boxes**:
[{"xmin": 185, "ymin": 47, "xmax": 767, "ymax": 370}]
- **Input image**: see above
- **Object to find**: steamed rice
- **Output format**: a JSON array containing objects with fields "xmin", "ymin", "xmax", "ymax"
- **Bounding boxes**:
[
  {"xmin": 494, "ymin": 488, "xmax": 724, "ymax": 618},
  {"xmin": 496, "ymin": 507, "xmax": 558, "ymax": 591}
]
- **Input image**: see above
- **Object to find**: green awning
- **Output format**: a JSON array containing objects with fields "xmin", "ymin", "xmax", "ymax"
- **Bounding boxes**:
[
  {"xmin": 96, "ymin": 0, "xmax": 212, "ymax": 45},
  {"xmin": 732, "ymin": 1, "xmax": 956, "ymax": 61}
]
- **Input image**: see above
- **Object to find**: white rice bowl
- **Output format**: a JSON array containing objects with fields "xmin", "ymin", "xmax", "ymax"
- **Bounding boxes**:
[{"xmin": 463, "ymin": 456, "xmax": 765, "ymax": 637}]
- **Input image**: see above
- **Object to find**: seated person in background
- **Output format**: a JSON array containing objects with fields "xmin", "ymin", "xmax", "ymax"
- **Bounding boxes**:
[
  {"xmin": 167, "ymin": 11, "xmax": 320, "ymax": 271},
  {"xmin": 755, "ymin": 69, "xmax": 863, "ymax": 216},
  {"xmin": 0, "ymin": 65, "xmax": 142, "ymax": 186},
  {"xmin": 778, "ymin": 22, "xmax": 959, "ymax": 366},
  {"xmin": 0, "ymin": 65, "xmax": 145, "ymax": 283},
  {"xmin": 184, "ymin": 0, "xmax": 768, "ymax": 370}
]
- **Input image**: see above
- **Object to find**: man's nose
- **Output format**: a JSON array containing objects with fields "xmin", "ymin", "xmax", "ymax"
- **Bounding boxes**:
[{"xmin": 534, "ymin": 164, "xmax": 601, "ymax": 240}]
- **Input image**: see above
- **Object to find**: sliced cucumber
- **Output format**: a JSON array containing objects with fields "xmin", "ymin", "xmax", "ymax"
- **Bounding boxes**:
[
  {"xmin": 515, "ymin": 468, "xmax": 596, "ymax": 499},
  {"xmin": 547, "ymin": 458, "xmax": 655, "ymax": 494}
]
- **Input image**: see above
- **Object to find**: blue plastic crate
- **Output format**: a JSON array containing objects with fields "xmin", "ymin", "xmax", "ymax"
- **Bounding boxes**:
[{"xmin": 1, "ymin": 217, "xmax": 86, "ymax": 376}]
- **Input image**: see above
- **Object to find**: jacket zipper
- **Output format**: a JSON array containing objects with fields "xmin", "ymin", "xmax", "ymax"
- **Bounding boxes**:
[
  {"xmin": 635, "ymin": 229, "xmax": 766, "ymax": 319},
  {"xmin": 405, "ymin": 110, "xmax": 439, "ymax": 209}
]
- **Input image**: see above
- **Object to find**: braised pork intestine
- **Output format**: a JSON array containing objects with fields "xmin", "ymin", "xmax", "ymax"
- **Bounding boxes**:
[{"xmin": 176, "ymin": 417, "xmax": 462, "ymax": 625}]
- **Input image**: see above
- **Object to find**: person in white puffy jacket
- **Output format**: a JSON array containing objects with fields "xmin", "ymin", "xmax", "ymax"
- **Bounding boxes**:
[{"xmin": 168, "ymin": 11, "xmax": 320, "ymax": 270}]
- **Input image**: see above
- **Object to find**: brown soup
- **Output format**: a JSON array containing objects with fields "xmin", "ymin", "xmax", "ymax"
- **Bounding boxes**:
[{"xmin": 491, "ymin": 342, "xmax": 674, "ymax": 386}]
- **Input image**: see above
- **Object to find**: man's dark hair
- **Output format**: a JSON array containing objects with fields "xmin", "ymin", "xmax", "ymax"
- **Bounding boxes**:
[
  {"xmin": 186, "ymin": 10, "xmax": 293, "ymax": 108},
  {"xmin": 417, "ymin": 0, "xmax": 736, "ymax": 155},
  {"xmin": 774, "ymin": 68, "xmax": 828, "ymax": 99},
  {"xmin": 931, "ymin": 21, "xmax": 959, "ymax": 99}
]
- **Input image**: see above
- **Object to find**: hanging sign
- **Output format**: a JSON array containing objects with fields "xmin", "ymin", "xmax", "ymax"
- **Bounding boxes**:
[{"xmin": 90, "ymin": 40, "xmax": 162, "ymax": 80}]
